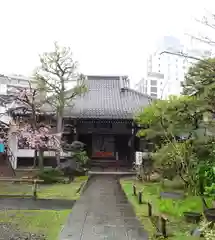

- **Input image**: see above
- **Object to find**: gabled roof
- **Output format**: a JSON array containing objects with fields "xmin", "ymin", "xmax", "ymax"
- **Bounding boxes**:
[{"xmin": 61, "ymin": 75, "xmax": 151, "ymax": 119}]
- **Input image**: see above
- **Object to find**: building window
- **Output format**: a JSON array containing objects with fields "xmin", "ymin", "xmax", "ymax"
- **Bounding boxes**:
[
  {"xmin": 150, "ymin": 80, "xmax": 157, "ymax": 86},
  {"xmin": 151, "ymin": 93, "xmax": 157, "ymax": 98},
  {"xmin": 150, "ymin": 87, "xmax": 157, "ymax": 93}
]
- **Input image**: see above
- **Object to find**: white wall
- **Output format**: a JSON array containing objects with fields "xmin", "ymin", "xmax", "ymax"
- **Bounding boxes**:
[
  {"xmin": 7, "ymin": 133, "xmax": 69, "ymax": 169},
  {"xmin": 0, "ymin": 84, "xmax": 7, "ymax": 94}
]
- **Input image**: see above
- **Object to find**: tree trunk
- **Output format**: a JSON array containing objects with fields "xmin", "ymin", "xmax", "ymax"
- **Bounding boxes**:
[
  {"xmin": 33, "ymin": 150, "xmax": 37, "ymax": 168},
  {"xmin": 57, "ymin": 113, "xmax": 63, "ymax": 134},
  {"xmin": 68, "ymin": 174, "xmax": 75, "ymax": 183},
  {"xmin": 38, "ymin": 150, "xmax": 44, "ymax": 170},
  {"xmin": 55, "ymin": 151, "xmax": 61, "ymax": 167},
  {"xmin": 56, "ymin": 111, "xmax": 63, "ymax": 166}
]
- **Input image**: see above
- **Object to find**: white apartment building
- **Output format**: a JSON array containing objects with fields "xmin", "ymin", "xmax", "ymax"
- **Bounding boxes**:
[
  {"xmin": 137, "ymin": 36, "xmax": 212, "ymax": 99},
  {"xmin": 136, "ymin": 72, "xmax": 164, "ymax": 99}
]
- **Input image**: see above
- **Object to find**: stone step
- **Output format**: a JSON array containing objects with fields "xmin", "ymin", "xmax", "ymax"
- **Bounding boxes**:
[{"xmin": 90, "ymin": 160, "xmax": 129, "ymax": 167}]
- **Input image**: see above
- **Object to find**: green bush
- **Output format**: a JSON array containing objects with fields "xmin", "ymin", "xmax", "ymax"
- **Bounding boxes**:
[
  {"xmin": 205, "ymin": 183, "xmax": 215, "ymax": 200},
  {"xmin": 37, "ymin": 169, "xmax": 64, "ymax": 184},
  {"xmin": 158, "ymin": 196, "xmax": 204, "ymax": 217}
]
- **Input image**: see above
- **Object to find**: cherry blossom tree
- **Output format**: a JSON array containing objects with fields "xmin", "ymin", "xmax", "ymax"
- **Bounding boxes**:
[
  {"xmin": 17, "ymin": 123, "xmax": 60, "ymax": 150},
  {"xmin": 10, "ymin": 85, "xmax": 60, "ymax": 169}
]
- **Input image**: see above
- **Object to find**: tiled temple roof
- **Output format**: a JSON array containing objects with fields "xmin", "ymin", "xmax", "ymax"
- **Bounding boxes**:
[{"xmin": 60, "ymin": 75, "xmax": 152, "ymax": 119}]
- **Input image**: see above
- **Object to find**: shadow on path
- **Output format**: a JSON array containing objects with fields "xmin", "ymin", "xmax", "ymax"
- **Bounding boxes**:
[
  {"xmin": 0, "ymin": 198, "xmax": 75, "ymax": 210},
  {"xmin": 59, "ymin": 175, "xmax": 148, "ymax": 240}
]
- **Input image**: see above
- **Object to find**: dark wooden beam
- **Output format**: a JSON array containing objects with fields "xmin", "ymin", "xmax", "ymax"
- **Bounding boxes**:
[{"xmin": 129, "ymin": 121, "xmax": 135, "ymax": 164}]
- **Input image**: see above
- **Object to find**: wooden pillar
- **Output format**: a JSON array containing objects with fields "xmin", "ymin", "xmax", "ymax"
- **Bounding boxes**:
[{"xmin": 130, "ymin": 121, "xmax": 135, "ymax": 166}]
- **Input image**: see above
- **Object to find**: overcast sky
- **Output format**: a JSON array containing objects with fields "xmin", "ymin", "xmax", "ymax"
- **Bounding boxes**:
[{"xmin": 0, "ymin": 0, "xmax": 214, "ymax": 85}]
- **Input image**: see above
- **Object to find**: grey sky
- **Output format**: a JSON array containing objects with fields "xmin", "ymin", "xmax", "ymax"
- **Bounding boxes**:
[{"xmin": 0, "ymin": 0, "xmax": 214, "ymax": 85}]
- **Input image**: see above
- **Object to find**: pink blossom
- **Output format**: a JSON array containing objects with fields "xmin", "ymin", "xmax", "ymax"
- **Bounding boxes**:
[
  {"xmin": 13, "ymin": 86, "xmax": 61, "ymax": 151},
  {"xmin": 17, "ymin": 125, "xmax": 60, "ymax": 150}
]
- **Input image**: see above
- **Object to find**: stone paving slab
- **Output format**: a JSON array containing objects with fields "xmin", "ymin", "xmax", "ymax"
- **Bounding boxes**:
[{"xmin": 59, "ymin": 175, "xmax": 148, "ymax": 240}]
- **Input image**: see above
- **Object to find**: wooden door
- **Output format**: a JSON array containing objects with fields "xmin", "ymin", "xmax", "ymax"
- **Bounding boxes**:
[{"xmin": 92, "ymin": 134, "xmax": 115, "ymax": 158}]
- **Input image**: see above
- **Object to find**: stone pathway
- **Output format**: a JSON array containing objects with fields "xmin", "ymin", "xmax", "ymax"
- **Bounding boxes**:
[{"xmin": 59, "ymin": 175, "xmax": 147, "ymax": 240}]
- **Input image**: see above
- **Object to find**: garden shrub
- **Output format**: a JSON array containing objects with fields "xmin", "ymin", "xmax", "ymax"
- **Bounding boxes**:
[
  {"xmin": 37, "ymin": 169, "xmax": 64, "ymax": 184},
  {"xmin": 204, "ymin": 183, "xmax": 215, "ymax": 200},
  {"xmin": 162, "ymin": 177, "xmax": 185, "ymax": 190},
  {"xmin": 196, "ymin": 163, "xmax": 215, "ymax": 194},
  {"xmin": 58, "ymin": 141, "xmax": 89, "ymax": 182},
  {"xmin": 149, "ymin": 172, "xmax": 161, "ymax": 182},
  {"xmin": 158, "ymin": 196, "xmax": 204, "ymax": 218}
]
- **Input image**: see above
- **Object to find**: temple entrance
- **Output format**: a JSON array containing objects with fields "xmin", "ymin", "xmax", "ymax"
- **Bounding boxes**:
[{"xmin": 92, "ymin": 134, "xmax": 115, "ymax": 159}]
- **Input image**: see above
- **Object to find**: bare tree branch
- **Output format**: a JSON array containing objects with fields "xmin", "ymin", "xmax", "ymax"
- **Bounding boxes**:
[
  {"xmin": 187, "ymin": 10, "xmax": 215, "ymax": 46},
  {"xmin": 31, "ymin": 42, "xmax": 87, "ymax": 166}
]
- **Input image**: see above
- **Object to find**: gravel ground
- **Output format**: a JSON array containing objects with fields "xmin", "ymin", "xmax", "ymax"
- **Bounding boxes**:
[{"xmin": 0, "ymin": 223, "xmax": 46, "ymax": 240}]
